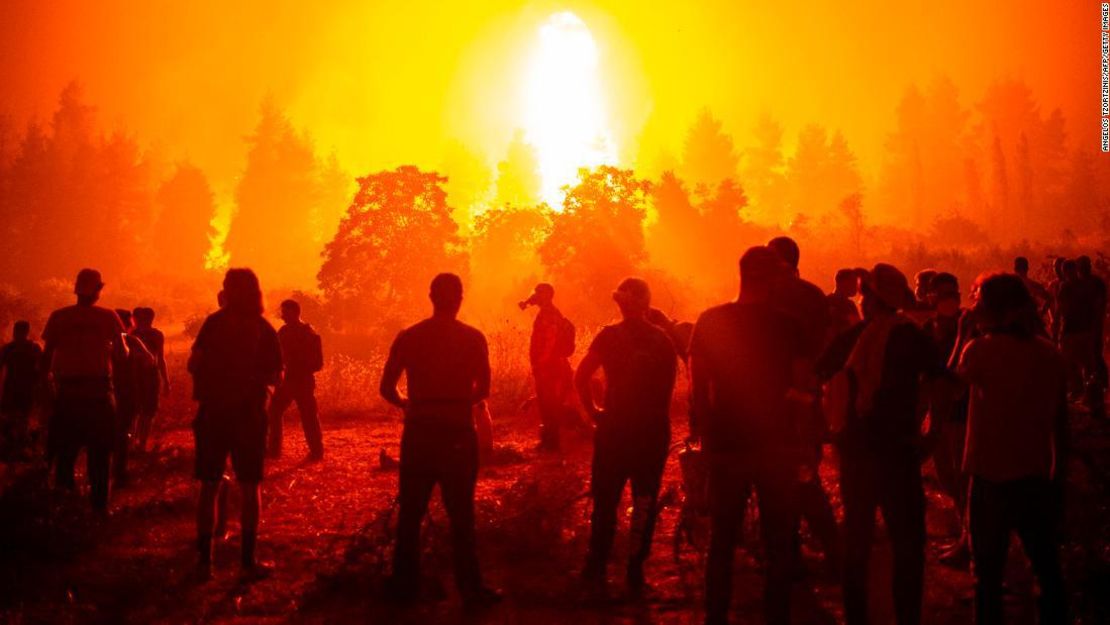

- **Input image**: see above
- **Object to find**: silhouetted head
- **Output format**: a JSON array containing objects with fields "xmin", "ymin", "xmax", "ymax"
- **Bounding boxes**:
[
  {"xmin": 74, "ymin": 268, "xmax": 104, "ymax": 305},
  {"xmin": 132, "ymin": 307, "xmax": 155, "ymax": 328},
  {"xmin": 975, "ymin": 273, "xmax": 1033, "ymax": 337},
  {"xmin": 519, "ymin": 283, "xmax": 555, "ymax": 310},
  {"xmin": 862, "ymin": 264, "xmax": 914, "ymax": 317},
  {"xmin": 222, "ymin": 268, "xmax": 264, "ymax": 317},
  {"xmin": 430, "ymin": 273, "xmax": 463, "ymax": 317},
  {"xmin": 767, "ymin": 236, "xmax": 800, "ymax": 272},
  {"xmin": 930, "ymin": 272, "xmax": 961, "ymax": 315},
  {"xmin": 612, "ymin": 277, "xmax": 651, "ymax": 319},
  {"xmin": 739, "ymin": 246, "xmax": 783, "ymax": 302},
  {"xmin": 1062, "ymin": 260, "xmax": 1078, "ymax": 280},
  {"xmin": 1013, "ymin": 256, "xmax": 1030, "ymax": 276},
  {"xmin": 12, "ymin": 321, "xmax": 30, "ymax": 341},
  {"xmin": 280, "ymin": 299, "xmax": 301, "ymax": 324},
  {"xmin": 115, "ymin": 309, "xmax": 133, "ymax": 330},
  {"xmin": 834, "ymin": 268, "xmax": 859, "ymax": 297},
  {"xmin": 1077, "ymin": 255, "xmax": 1093, "ymax": 277},
  {"xmin": 913, "ymin": 269, "xmax": 937, "ymax": 302}
]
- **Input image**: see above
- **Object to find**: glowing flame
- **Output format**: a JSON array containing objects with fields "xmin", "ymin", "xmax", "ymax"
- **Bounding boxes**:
[{"xmin": 522, "ymin": 12, "xmax": 617, "ymax": 207}]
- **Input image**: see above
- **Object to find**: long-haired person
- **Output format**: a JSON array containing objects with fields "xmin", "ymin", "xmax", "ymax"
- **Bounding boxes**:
[{"xmin": 188, "ymin": 268, "xmax": 282, "ymax": 580}]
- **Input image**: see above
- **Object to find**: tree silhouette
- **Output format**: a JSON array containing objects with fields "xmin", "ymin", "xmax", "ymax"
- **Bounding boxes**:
[
  {"xmin": 225, "ymin": 99, "xmax": 325, "ymax": 288},
  {"xmin": 441, "ymin": 140, "xmax": 493, "ymax": 231},
  {"xmin": 153, "ymin": 162, "xmax": 217, "ymax": 277},
  {"xmin": 539, "ymin": 166, "xmax": 650, "ymax": 322},
  {"xmin": 495, "ymin": 130, "xmax": 541, "ymax": 207},
  {"xmin": 318, "ymin": 166, "xmax": 466, "ymax": 331},
  {"xmin": 469, "ymin": 204, "xmax": 550, "ymax": 318},
  {"xmin": 679, "ymin": 108, "xmax": 739, "ymax": 193},
  {"xmin": 742, "ymin": 113, "xmax": 789, "ymax": 224}
]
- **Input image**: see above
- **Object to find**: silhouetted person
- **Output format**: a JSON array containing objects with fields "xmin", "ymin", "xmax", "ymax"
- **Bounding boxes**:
[
  {"xmin": 957, "ymin": 273, "xmax": 1068, "ymax": 625},
  {"xmin": 575, "ymin": 278, "xmax": 677, "ymax": 599},
  {"xmin": 380, "ymin": 273, "xmax": 501, "ymax": 607},
  {"xmin": 189, "ymin": 268, "xmax": 282, "ymax": 580},
  {"xmin": 818, "ymin": 264, "xmax": 943, "ymax": 625},
  {"xmin": 1014, "ymin": 256, "xmax": 1050, "ymax": 315},
  {"xmin": 131, "ymin": 307, "xmax": 169, "ymax": 452},
  {"xmin": 112, "ymin": 308, "xmax": 154, "ymax": 487},
  {"xmin": 41, "ymin": 269, "xmax": 126, "ymax": 511},
  {"xmin": 267, "ymin": 299, "xmax": 324, "ymax": 460},
  {"xmin": 1, "ymin": 321, "xmax": 42, "ymax": 459},
  {"xmin": 767, "ymin": 237, "xmax": 839, "ymax": 575},
  {"xmin": 1077, "ymin": 255, "xmax": 1107, "ymax": 419},
  {"xmin": 921, "ymin": 272, "xmax": 971, "ymax": 565},
  {"xmin": 521, "ymin": 283, "xmax": 575, "ymax": 451},
  {"xmin": 691, "ymin": 246, "xmax": 808, "ymax": 625},
  {"xmin": 1056, "ymin": 259, "xmax": 1097, "ymax": 402},
  {"xmin": 828, "ymin": 268, "xmax": 861, "ymax": 342}
]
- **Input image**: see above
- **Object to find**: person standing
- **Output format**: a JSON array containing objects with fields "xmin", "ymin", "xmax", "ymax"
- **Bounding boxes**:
[
  {"xmin": 189, "ymin": 268, "xmax": 282, "ymax": 580},
  {"xmin": 131, "ymin": 307, "xmax": 169, "ymax": 452},
  {"xmin": 828, "ymin": 268, "xmax": 862, "ymax": 342},
  {"xmin": 691, "ymin": 246, "xmax": 808, "ymax": 625},
  {"xmin": 267, "ymin": 299, "xmax": 324, "ymax": 460},
  {"xmin": 41, "ymin": 269, "xmax": 126, "ymax": 511},
  {"xmin": 520, "ymin": 283, "xmax": 575, "ymax": 451},
  {"xmin": 112, "ymin": 309, "xmax": 155, "ymax": 487},
  {"xmin": 957, "ymin": 273, "xmax": 1068, "ymax": 625},
  {"xmin": 575, "ymin": 278, "xmax": 677, "ymax": 598},
  {"xmin": 1076, "ymin": 255, "xmax": 1107, "ymax": 419},
  {"xmin": 380, "ymin": 273, "xmax": 501, "ymax": 606},
  {"xmin": 819, "ymin": 263, "xmax": 943, "ymax": 625},
  {"xmin": 0, "ymin": 321, "xmax": 43, "ymax": 459}
]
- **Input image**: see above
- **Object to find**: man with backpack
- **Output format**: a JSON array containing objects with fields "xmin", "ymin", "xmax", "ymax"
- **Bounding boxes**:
[
  {"xmin": 267, "ymin": 299, "xmax": 324, "ymax": 461},
  {"xmin": 520, "ymin": 283, "xmax": 575, "ymax": 452}
]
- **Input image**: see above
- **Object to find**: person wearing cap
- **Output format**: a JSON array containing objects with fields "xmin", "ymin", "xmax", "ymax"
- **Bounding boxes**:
[
  {"xmin": 267, "ymin": 299, "xmax": 325, "ymax": 460},
  {"xmin": 189, "ymin": 268, "xmax": 282, "ymax": 580},
  {"xmin": 380, "ymin": 273, "xmax": 501, "ymax": 607},
  {"xmin": 817, "ymin": 263, "xmax": 944, "ymax": 625},
  {"xmin": 574, "ymin": 277, "xmax": 677, "ymax": 599},
  {"xmin": 40, "ymin": 268, "xmax": 127, "ymax": 511},
  {"xmin": 690, "ymin": 246, "xmax": 809, "ymax": 625},
  {"xmin": 0, "ymin": 321, "xmax": 42, "ymax": 459},
  {"xmin": 956, "ymin": 273, "xmax": 1069, "ymax": 625},
  {"xmin": 520, "ymin": 282, "xmax": 575, "ymax": 451}
]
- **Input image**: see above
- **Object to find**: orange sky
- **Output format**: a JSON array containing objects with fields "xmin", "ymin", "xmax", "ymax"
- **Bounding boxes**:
[{"xmin": 0, "ymin": 0, "xmax": 1097, "ymax": 194}]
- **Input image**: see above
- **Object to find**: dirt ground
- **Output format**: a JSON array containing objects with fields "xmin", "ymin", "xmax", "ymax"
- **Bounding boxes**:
[{"xmin": 0, "ymin": 386, "xmax": 1108, "ymax": 625}]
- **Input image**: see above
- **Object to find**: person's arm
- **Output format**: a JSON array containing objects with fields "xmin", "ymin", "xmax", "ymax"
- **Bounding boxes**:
[
  {"xmin": 574, "ymin": 348, "xmax": 604, "ymax": 422},
  {"xmin": 472, "ymin": 334, "xmax": 491, "ymax": 404},
  {"xmin": 156, "ymin": 333, "xmax": 170, "ymax": 392},
  {"xmin": 379, "ymin": 331, "xmax": 408, "ymax": 409},
  {"xmin": 687, "ymin": 320, "xmax": 711, "ymax": 441}
]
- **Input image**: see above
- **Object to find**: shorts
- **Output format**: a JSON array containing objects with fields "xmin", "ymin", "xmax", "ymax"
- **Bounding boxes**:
[
  {"xmin": 193, "ymin": 400, "xmax": 267, "ymax": 483},
  {"xmin": 139, "ymin": 376, "xmax": 160, "ymax": 414}
]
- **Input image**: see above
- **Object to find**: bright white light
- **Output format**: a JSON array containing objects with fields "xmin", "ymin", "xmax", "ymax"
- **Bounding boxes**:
[{"xmin": 522, "ymin": 11, "xmax": 617, "ymax": 207}]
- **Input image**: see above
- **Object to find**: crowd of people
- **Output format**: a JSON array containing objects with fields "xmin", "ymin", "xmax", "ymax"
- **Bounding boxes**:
[{"xmin": 1, "ymin": 238, "xmax": 1106, "ymax": 624}]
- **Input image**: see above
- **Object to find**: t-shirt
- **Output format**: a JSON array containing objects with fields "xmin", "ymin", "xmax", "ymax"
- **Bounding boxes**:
[
  {"xmin": 958, "ymin": 334, "xmax": 1066, "ymax": 481},
  {"xmin": 132, "ymin": 326, "xmax": 165, "ymax": 365},
  {"xmin": 384, "ymin": 317, "xmax": 490, "ymax": 425},
  {"xmin": 530, "ymin": 306, "xmax": 568, "ymax": 370},
  {"xmin": 826, "ymin": 293, "xmax": 861, "ymax": 344},
  {"xmin": 772, "ymin": 277, "xmax": 831, "ymax": 358},
  {"xmin": 42, "ymin": 305, "xmax": 125, "ymax": 379},
  {"xmin": 586, "ymin": 318, "xmax": 677, "ymax": 439},
  {"xmin": 190, "ymin": 309, "xmax": 282, "ymax": 405},
  {"xmin": 278, "ymin": 321, "xmax": 321, "ymax": 378},
  {"xmin": 922, "ymin": 309, "xmax": 965, "ymax": 368},
  {"xmin": 819, "ymin": 319, "xmax": 942, "ymax": 453},
  {"xmin": 689, "ymin": 301, "xmax": 804, "ymax": 454},
  {"xmin": 1, "ymin": 339, "xmax": 42, "ymax": 402}
]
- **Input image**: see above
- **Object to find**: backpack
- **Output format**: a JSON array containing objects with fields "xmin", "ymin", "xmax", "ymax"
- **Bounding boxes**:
[
  {"xmin": 554, "ymin": 315, "xmax": 576, "ymax": 359},
  {"xmin": 306, "ymin": 330, "xmax": 324, "ymax": 373}
]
